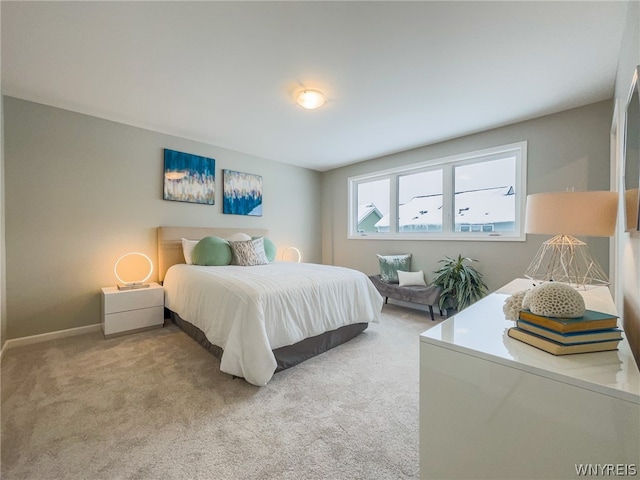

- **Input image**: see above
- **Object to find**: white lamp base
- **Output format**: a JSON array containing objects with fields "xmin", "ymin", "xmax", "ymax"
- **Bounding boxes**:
[{"xmin": 117, "ymin": 283, "xmax": 151, "ymax": 291}]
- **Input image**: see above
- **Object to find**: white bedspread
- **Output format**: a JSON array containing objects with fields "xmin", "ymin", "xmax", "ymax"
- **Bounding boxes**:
[{"xmin": 163, "ymin": 262, "xmax": 383, "ymax": 386}]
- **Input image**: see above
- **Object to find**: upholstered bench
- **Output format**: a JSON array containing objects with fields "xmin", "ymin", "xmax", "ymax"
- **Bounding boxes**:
[{"xmin": 369, "ymin": 274, "xmax": 443, "ymax": 321}]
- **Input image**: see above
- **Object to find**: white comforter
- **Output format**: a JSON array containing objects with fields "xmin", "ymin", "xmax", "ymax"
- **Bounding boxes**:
[{"xmin": 163, "ymin": 262, "xmax": 383, "ymax": 386}]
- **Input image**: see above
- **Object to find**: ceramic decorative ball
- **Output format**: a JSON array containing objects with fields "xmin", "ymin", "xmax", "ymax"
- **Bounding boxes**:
[
  {"xmin": 503, "ymin": 290, "xmax": 528, "ymax": 320},
  {"xmin": 522, "ymin": 282, "xmax": 585, "ymax": 318}
]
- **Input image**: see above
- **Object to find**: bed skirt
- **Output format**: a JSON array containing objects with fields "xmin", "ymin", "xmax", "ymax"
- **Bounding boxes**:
[{"xmin": 169, "ymin": 311, "xmax": 368, "ymax": 374}]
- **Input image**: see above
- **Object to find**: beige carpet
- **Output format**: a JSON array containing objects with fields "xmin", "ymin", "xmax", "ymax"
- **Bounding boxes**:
[{"xmin": 1, "ymin": 305, "xmax": 444, "ymax": 480}]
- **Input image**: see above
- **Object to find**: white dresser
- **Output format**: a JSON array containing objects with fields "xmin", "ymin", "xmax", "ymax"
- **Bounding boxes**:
[{"xmin": 419, "ymin": 278, "xmax": 640, "ymax": 479}]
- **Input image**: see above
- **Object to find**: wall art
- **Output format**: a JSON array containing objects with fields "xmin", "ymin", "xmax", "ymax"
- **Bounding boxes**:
[
  {"xmin": 624, "ymin": 65, "xmax": 640, "ymax": 231},
  {"xmin": 163, "ymin": 149, "xmax": 215, "ymax": 205},
  {"xmin": 223, "ymin": 169, "xmax": 263, "ymax": 216}
]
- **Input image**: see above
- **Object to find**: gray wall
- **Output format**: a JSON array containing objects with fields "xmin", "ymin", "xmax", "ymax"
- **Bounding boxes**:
[
  {"xmin": 321, "ymin": 101, "xmax": 613, "ymax": 293},
  {"xmin": 1, "ymin": 94, "xmax": 625, "ymax": 344},
  {"xmin": 614, "ymin": 0, "xmax": 640, "ymax": 366},
  {"xmin": 4, "ymin": 97, "xmax": 322, "ymax": 340}
]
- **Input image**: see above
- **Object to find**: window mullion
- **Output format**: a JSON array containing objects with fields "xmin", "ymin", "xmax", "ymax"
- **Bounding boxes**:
[
  {"xmin": 390, "ymin": 174, "xmax": 398, "ymax": 233},
  {"xmin": 442, "ymin": 165, "xmax": 454, "ymax": 234}
]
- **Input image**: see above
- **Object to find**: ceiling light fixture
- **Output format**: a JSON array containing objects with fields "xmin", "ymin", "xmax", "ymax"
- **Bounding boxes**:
[{"xmin": 296, "ymin": 90, "xmax": 325, "ymax": 110}]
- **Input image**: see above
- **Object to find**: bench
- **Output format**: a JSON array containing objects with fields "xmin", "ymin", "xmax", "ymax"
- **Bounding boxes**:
[{"xmin": 369, "ymin": 274, "xmax": 443, "ymax": 321}]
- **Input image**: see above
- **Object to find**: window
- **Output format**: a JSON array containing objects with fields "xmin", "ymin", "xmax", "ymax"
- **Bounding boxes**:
[
  {"xmin": 348, "ymin": 142, "xmax": 527, "ymax": 241},
  {"xmin": 398, "ymin": 170, "xmax": 443, "ymax": 232},
  {"xmin": 356, "ymin": 179, "xmax": 389, "ymax": 233}
]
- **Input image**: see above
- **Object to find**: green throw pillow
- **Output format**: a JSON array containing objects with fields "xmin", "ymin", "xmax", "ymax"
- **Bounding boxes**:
[
  {"xmin": 377, "ymin": 254, "xmax": 412, "ymax": 283},
  {"xmin": 191, "ymin": 236, "xmax": 232, "ymax": 266},
  {"xmin": 252, "ymin": 236, "xmax": 276, "ymax": 262}
]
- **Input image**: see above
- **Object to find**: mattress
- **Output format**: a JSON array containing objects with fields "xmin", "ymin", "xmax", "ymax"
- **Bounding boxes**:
[{"xmin": 163, "ymin": 262, "xmax": 383, "ymax": 386}]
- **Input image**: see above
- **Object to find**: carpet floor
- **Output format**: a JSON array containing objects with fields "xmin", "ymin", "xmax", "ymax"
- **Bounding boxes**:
[{"xmin": 1, "ymin": 304, "xmax": 444, "ymax": 480}]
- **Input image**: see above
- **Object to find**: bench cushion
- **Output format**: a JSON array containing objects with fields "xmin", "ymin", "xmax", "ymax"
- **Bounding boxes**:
[{"xmin": 369, "ymin": 274, "xmax": 441, "ymax": 307}]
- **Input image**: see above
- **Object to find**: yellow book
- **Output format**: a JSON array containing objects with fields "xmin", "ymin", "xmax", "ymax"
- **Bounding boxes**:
[{"xmin": 507, "ymin": 327, "xmax": 621, "ymax": 356}]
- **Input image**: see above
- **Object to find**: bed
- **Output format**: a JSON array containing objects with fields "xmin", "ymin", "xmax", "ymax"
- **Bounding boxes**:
[{"xmin": 158, "ymin": 227, "xmax": 383, "ymax": 386}]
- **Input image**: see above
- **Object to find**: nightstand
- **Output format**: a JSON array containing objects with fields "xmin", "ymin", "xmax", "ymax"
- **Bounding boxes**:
[{"xmin": 101, "ymin": 282, "xmax": 164, "ymax": 338}]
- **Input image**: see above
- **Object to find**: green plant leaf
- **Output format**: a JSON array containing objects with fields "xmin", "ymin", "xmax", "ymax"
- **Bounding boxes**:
[{"xmin": 433, "ymin": 254, "xmax": 488, "ymax": 311}]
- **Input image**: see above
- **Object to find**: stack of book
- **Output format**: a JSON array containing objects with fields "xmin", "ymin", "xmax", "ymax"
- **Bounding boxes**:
[{"xmin": 507, "ymin": 309, "xmax": 622, "ymax": 355}]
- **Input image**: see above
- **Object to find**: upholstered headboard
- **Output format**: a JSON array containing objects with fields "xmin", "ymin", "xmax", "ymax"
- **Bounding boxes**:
[{"xmin": 157, "ymin": 226, "xmax": 269, "ymax": 281}]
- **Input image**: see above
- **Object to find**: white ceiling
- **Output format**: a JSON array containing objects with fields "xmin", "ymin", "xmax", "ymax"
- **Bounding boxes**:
[{"xmin": 1, "ymin": 1, "xmax": 629, "ymax": 172}]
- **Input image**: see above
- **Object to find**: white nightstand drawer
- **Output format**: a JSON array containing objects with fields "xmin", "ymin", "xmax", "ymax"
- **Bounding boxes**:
[
  {"xmin": 102, "ymin": 283, "xmax": 164, "ymax": 315},
  {"xmin": 103, "ymin": 306, "xmax": 164, "ymax": 336},
  {"xmin": 101, "ymin": 282, "xmax": 165, "ymax": 338}
]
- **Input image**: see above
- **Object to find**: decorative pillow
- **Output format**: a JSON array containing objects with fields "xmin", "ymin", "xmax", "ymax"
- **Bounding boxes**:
[
  {"xmin": 181, "ymin": 238, "xmax": 199, "ymax": 265},
  {"xmin": 252, "ymin": 236, "xmax": 276, "ymax": 262},
  {"xmin": 191, "ymin": 236, "xmax": 232, "ymax": 266},
  {"xmin": 377, "ymin": 254, "xmax": 412, "ymax": 283},
  {"xmin": 226, "ymin": 233, "xmax": 253, "ymax": 264},
  {"xmin": 226, "ymin": 232, "xmax": 252, "ymax": 242},
  {"xmin": 229, "ymin": 238, "xmax": 269, "ymax": 266},
  {"xmin": 397, "ymin": 270, "xmax": 426, "ymax": 287}
]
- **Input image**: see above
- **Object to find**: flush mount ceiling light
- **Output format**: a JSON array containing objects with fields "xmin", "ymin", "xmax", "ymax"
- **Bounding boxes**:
[{"xmin": 296, "ymin": 90, "xmax": 325, "ymax": 110}]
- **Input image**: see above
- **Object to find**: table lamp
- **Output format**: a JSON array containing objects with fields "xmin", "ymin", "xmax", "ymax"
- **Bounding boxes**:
[
  {"xmin": 524, "ymin": 191, "xmax": 618, "ymax": 288},
  {"xmin": 281, "ymin": 246, "xmax": 302, "ymax": 263},
  {"xmin": 114, "ymin": 252, "xmax": 154, "ymax": 290}
]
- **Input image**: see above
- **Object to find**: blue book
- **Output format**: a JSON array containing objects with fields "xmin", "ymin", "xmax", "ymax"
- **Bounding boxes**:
[
  {"xmin": 516, "ymin": 319, "xmax": 623, "ymax": 345},
  {"xmin": 508, "ymin": 327, "xmax": 621, "ymax": 355}
]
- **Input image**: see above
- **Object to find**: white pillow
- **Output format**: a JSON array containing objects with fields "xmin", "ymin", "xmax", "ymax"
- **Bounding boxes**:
[
  {"xmin": 225, "ymin": 232, "xmax": 252, "ymax": 242},
  {"xmin": 397, "ymin": 270, "xmax": 426, "ymax": 287},
  {"xmin": 181, "ymin": 238, "xmax": 199, "ymax": 265}
]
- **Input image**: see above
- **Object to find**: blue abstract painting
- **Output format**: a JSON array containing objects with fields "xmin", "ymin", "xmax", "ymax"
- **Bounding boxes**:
[
  {"xmin": 163, "ymin": 149, "xmax": 215, "ymax": 205},
  {"xmin": 223, "ymin": 169, "xmax": 263, "ymax": 216}
]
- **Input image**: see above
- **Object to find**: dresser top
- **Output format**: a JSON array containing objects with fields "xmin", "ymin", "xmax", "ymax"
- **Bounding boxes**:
[{"xmin": 420, "ymin": 278, "xmax": 640, "ymax": 403}]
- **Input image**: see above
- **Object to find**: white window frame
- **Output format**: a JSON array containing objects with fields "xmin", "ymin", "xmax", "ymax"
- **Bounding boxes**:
[{"xmin": 348, "ymin": 141, "xmax": 527, "ymax": 241}]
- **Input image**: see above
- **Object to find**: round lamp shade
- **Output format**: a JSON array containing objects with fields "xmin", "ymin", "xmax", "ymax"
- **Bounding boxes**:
[
  {"xmin": 114, "ymin": 252, "xmax": 153, "ymax": 286},
  {"xmin": 282, "ymin": 246, "xmax": 302, "ymax": 263}
]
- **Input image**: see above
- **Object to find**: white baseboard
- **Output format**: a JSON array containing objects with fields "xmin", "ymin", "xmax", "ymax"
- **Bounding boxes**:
[{"xmin": 2, "ymin": 323, "xmax": 102, "ymax": 355}]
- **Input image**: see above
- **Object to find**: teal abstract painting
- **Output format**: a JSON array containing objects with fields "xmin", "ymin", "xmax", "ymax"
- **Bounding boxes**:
[
  {"xmin": 223, "ymin": 169, "xmax": 263, "ymax": 216},
  {"xmin": 163, "ymin": 149, "xmax": 215, "ymax": 205}
]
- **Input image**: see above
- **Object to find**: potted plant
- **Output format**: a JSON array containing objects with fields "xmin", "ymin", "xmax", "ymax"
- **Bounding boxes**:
[{"xmin": 433, "ymin": 255, "xmax": 488, "ymax": 312}]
